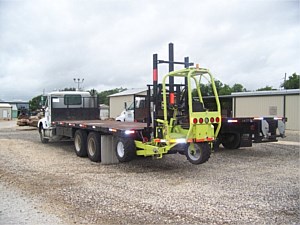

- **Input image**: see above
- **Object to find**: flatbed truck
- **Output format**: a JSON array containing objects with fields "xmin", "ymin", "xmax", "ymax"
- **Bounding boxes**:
[
  {"xmin": 38, "ymin": 68, "xmax": 285, "ymax": 165},
  {"xmin": 38, "ymin": 47, "xmax": 286, "ymax": 165}
]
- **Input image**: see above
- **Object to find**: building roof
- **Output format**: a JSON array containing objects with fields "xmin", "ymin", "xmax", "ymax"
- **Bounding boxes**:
[
  {"xmin": 231, "ymin": 89, "xmax": 300, "ymax": 97},
  {"xmin": 99, "ymin": 104, "xmax": 109, "ymax": 109},
  {"xmin": 108, "ymin": 88, "xmax": 147, "ymax": 97},
  {"xmin": 0, "ymin": 101, "xmax": 29, "ymax": 104},
  {"xmin": 0, "ymin": 103, "xmax": 12, "ymax": 108}
]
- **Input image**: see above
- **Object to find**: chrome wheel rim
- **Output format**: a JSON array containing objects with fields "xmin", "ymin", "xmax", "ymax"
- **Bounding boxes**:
[
  {"xmin": 117, "ymin": 142, "xmax": 125, "ymax": 158},
  {"xmin": 88, "ymin": 138, "xmax": 96, "ymax": 156},
  {"xmin": 74, "ymin": 135, "xmax": 81, "ymax": 152},
  {"xmin": 188, "ymin": 144, "xmax": 201, "ymax": 160}
]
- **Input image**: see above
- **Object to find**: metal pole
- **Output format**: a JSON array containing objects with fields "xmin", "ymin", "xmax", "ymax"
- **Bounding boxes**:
[
  {"xmin": 284, "ymin": 73, "xmax": 287, "ymax": 89},
  {"xmin": 184, "ymin": 57, "xmax": 189, "ymax": 113},
  {"xmin": 169, "ymin": 43, "xmax": 174, "ymax": 83},
  {"xmin": 169, "ymin": 43, "xmax": 174, "ymax": 104},
  {"xmin": 153, "ymin": 54, "xmax": 158, "ymax": 137},
  {"xmin": 73, "ymin": 78, "xmax": 84, "ymax": 91},
  {"xmin": 147, "ymin": 86, "xmax": 151, "ymax": 128}
]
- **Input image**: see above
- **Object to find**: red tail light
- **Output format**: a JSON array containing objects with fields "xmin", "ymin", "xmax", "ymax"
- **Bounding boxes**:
[
  {"xmin": 216, "ymin": 117, "xmax": 220, "ymax": 123},
  {"xmin": 199, "ymin": 118, "xmax": 204, "ymax": 123},
  {"xmin": 193, "ymin": 118, "xmax": 198, "ymax": 124},
  {"xmin": 210, "ymin": 117, "xmax": 214, "ymax": 123}
]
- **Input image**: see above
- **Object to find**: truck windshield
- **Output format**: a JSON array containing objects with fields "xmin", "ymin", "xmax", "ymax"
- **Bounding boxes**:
[
  {"xmin": 127, "ymin": 100, "xmax": 145, "ymax": 110},
  {"xmin": 127, "ymin": 102, "xmax": 134, "ymax": 110}
]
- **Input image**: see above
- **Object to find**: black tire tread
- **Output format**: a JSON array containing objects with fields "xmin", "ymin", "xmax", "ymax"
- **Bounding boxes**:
[
  {"xmin": 186, "ymin": 143, "xmax": 211, "ymax": 165},
  {"xmin": 74, "ymin": 130, "xmax": 88, "ymax": 157},
  {"xmin": 221, "ymin": 133, "xmax": 241, "ymax": 149},
  {"xmin": 115, "ymin": 137, "xmax": 136, "ymax": 162},
  {"xmin": 87, "ymin": 132, "xmax": 101, "ymax": 162}
]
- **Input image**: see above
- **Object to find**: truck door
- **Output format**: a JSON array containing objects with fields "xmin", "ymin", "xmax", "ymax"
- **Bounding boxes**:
[
  {"xmin": 124, "ymin": 102, "xmax": 134, "ymax": 122},
  {"xmin": 44, "ymin": 96, "xmax": 51, "ymax": 126}
]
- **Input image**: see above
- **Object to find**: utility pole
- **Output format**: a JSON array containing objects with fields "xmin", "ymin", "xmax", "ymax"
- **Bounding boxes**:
[{"xmin": 73, "ymin": 78, "xmax": 84, "ymax": 90}]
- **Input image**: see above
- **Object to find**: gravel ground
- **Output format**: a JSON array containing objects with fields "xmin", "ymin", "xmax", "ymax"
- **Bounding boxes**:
[
  {"xmin": 0, "ymin": 123, "xmax": 299, "ymax": 224},
  {"xmin": 0, "ymin": 182, "xmax": 62, "ymax": 224}
]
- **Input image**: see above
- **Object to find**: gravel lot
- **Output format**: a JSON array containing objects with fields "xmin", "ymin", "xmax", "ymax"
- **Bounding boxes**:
[{"xmin": 0, "ymin": 122, "xmax": 299, "ymax": 224}]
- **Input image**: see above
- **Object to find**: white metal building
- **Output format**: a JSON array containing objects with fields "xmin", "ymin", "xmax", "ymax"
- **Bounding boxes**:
[
  {"xmin": 109, "ymin": 88, "xmax": 147, "ymax": 118},
  {"xmin": 232, "ymin": 89, "xmax": 300, "ymax": 130},
  {"xmin": 99, "ymin": 104, "xmax": 109, "ymax": 120},
  {"xmin": 0, "ymin": 103, "xmax": 12, "ymax": 120}
]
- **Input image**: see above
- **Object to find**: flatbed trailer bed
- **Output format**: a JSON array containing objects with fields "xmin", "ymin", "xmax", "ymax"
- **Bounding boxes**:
[
  {"xmin": 50, "ymin": 121, "xmax": 150, "ymax": 154},
  {"xmin": 218, "ymin": 116, "xmax": 285, "ymax": 149},
  {"xmin": 52, "ymin": 115, "xmax": 285, "ymax": 150},
  {"xmin": 52, "ymin": 120, "xmax": 147, "ymax": 136}
]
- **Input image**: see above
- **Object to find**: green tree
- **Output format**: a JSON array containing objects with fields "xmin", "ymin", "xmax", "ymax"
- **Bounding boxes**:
[
  {"xmin": 198, "ymin": 80, "xmax": 223, "ymax": 96},
  {"xmin": 98, "ymin": 87, "xmax": 127, "ymax": 105},
  {"xmin": 219, "ymin": 84, "xmax": 232, "ymax": 95},
  {"xmin": 256, "ymin": 86, "xmax": 274, "ymax": 91},
  {"xmin": 199, "ymin": 83, "xmax": 210, "ymax": 96},
  {"xmin": 88, "ymin": 89, "xmax": 98, "ymax": 97},
  {"xmin": 214, "ymin": 80, "xmax": 223, "ymax": 94},
  {"xmin": 193, "ymin": 81, "xmax": 248, "ymax": 97},
  {"xmin": 281, "ymin": 73, "xmax": 299, "ymax": 89},
  {"xmin": 29, "ymin": 95, "xmax": 43, "ymax": 111},
  {"xmin": 231, "ymin": 83, "xmax": 246, "ymax": 93}
]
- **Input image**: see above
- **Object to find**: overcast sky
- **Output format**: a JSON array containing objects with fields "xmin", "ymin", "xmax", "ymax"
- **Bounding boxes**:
[{"xmin": 0, "ymin": 0, "xmax": 299, "ymax": 101}]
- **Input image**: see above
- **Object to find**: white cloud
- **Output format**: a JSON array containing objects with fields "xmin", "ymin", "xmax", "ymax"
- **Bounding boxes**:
[{"xmin": 0, "ymin": 0, "xmax": 299, "ymax": 101}]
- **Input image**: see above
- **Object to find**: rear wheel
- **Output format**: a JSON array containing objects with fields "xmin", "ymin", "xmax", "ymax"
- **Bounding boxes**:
[
  {"xmin": 115, "ymin": 137, "xmax": 136, "ymax": 162},
  {"xmin": 186, "ymin": 143, "xmax": 211, "ymax": 165},
  {"xmin": 221, "ymin": 133, "xmax": 241, "ymax": 149},
  {"xmin": 74, "ymin": 130, "xmax": 87, "ymax": 157},
  {"xmin": 87, "ymin": 132, "xmax": 101, "ymax": 162}
]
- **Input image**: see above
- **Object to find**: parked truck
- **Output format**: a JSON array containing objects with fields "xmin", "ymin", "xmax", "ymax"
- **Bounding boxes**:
[
  {"xmin": 115, "ymin": 97, "xmax": 146, "ymax": 122},
  {"xmin": 38, "ymin": 47, "xmax": 286, "ymax": 165}
]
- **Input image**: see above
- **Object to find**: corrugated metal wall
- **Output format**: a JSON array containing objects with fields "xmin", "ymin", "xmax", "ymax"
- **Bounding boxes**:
[
  {"xmin": 0, "ymin": 106, "xmax": 12, "ymax": 120},
  {"xmin": 285, "ymin": 95, "xmax": 299, "ymax": 130},
  {"xmin": 109, "ymin": 95, "xmax": 133, "ymax": 118},
  {"xmin": 234, "ymin": 96, "xmax": 284, "ymax": 117},
  {"xmin": 233, "ymin": 94, "xmax": 299, "ymax": 130}
]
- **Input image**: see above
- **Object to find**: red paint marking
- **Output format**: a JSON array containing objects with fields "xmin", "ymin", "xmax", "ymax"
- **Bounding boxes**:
[
  {"xmin": 170, "ymin": 92, "xmax": 175, "ymax": 105},
  {"xmin": 153, "ymin": 69, "xmax": 158, "ymax": 81}
]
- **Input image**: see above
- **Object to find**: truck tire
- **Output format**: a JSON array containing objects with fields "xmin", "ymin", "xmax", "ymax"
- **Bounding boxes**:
[
  {"xmin": 39, "ymin": 125, "xmax": 49, "ymax": 144},
  {"xmin": 221, "ymin": 133, "xmax": 241, "ymax": 149},
  {"xmin": 186, "ymin": 143, "xmax": 211, "ymax": 165},
  {"xmin": 87, "ymin": 132, "xmax": 101, "ymax": 162},
  {"xmin": 115, "ymin": 137, "xmax": 136, "ymax": 162},
  {"xmin": 74, "ymin": 130, "xmax": 87, "ymax": 157}
]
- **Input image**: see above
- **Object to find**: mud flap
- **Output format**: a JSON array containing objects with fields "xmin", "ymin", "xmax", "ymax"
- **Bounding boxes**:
[
  {"xmin": 277, "ymin": 120, "xmax": 285, "ymax": 137},
  {"xmin": 240, "ymin": 133, "xmax": 252, "ymax": 147},
  {"xmin": 261, "ymin": 120, "xmax": 269, "ymax": 138}
]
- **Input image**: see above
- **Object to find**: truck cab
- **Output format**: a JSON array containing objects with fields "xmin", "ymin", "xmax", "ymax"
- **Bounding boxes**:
[
  {"xmin": 115, "ymin": 97, "xmax": 146, "ymax": 122},
  {"xmin": 38, "ymin": 91, "xmax": 98, "ymax": 142}
]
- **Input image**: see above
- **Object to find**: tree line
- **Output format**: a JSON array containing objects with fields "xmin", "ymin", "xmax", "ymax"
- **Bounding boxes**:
[{"xmin": 29, "ymin": 73, "xmax": 299, "ymax": 111}]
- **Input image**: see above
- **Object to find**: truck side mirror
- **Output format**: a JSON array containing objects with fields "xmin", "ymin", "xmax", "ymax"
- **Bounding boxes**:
[{"xmin": 124, "ymin": 102, "xmax": 127, "ymax": 110}]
